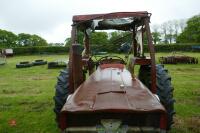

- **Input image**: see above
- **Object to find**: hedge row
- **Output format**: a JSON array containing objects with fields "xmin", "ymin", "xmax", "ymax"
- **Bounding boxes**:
[
  {"xmin": 12, "ymin": 46, "xmax": 69, "ymax": 55},
  {"xmin": 150, "ymin": 44, "xmax": 200, "ymax": 52},
  {"xmin": 9, "ymin": 44, "xmax": 200, "ymax": 55},
  {"xmin": 91, "ymin": 43, "xmax": 200, "ymax": 53}
]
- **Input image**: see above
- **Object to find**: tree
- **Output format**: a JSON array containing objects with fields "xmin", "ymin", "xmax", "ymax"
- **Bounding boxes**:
[
  {"xmin": 17, "ymin": 33, "xmax": 47, "ymax": 46},
  {"xmin": 64, "ymin": 31, "xmax": 108, "ymax": 46},
  {"xmin": 64, "ymin": 31, "xmax": 109, "ymax": 51},
  {"xmin": 166, "ymin": 21, "xmax": 174, "ymax": 44},
  {"xmin": 64, "ymin": 37, "xmax": 71, "ymax": 46},
  {"xmin": 173, "ymin": 20, "xmax": 179, "ymax": 42},
  {"xmin": 0, "ymin": 29, "xmax": 18, "ymax": 48},
  {"xmin": 109, "ymin": 31, "xmax": 132, "ymax": 45},
  {"xmin": 177, "ymin": 14, "xmax": 200, "ymax": 43},
  {"xmin": 77, "ymin": 31, "xmax": 84, "ymax": 45},
  {"xmin": 152, "ymin": 32, "xmax": 161, "ymax": 44},
  {"xmin": 151, "ymin": 24, "xmax": 161, "ymax": 44},
  {"xmin": 17, "ymin": 33, "xmax": 32, "ymax": 46},
  {"xmin": 161, "ymin": 22, "xmax": 168, "ymax": 44},
  {"xmin": 31, "ymin": 34, "xmax": 48, "ymax": 46},
  {"xmin": 160, "ymin": 20, "xmax": 180, "ymax": 44},
  {"xmin": 179, "ymin": 19, "xmax": 187, "ymax": 33},
  {"xmin": 109, "ymin": 31, "xmax": 121, "ymax": 44},
  {"xmin": 91, "ymin": 32, "xmax": 109, "ymax": 45}
]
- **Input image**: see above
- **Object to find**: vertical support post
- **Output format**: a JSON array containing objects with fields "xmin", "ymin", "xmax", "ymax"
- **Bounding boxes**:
[
  {"xmin": 141, "ymin": 26, "xmax": 144, "ymax": 57},
  {"xmin": 72, "ymin": 44, "xmax": 84, "ymax": 90},
  {"xmin": 144, "ymin": 18, "xmax": 157, "ymax": 94},
  {"xmin": 83, "ymin": 30, "xmax": 90, "ymax": 58},
  {"xmin": 69, "ymin": 25, "xmax": 77, "ymax": 93},
  {"xmin": 71, "ymin": 25, "xmax": 77, "ymax": 44},
  {"xmin": 132, "ymin": 29, "xmax": 137, "ymax": 57},
  {"xmin": 83, "ymin": 30, "xmax": 95, "ymax": 75}
]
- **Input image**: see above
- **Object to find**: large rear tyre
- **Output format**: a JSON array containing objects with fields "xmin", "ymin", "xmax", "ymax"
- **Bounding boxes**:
[
  {"xmin": 53, "ymin": 69, "xmax": 69, "ymax": 122},
  {"xmin": 138, "ymin": 64, "xmax": 175, "ymax": 130}
]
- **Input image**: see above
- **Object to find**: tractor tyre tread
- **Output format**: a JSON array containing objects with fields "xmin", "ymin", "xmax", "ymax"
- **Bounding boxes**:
[
  {"xmin": 53, "ymin": 69, "xmax": 69, "ymax": 123},
  {"xmin": 138, "ymin": 64, "xmax": 175, "ymax": 130}
]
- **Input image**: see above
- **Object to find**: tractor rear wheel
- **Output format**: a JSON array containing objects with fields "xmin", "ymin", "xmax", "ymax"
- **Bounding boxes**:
[
  {"xmin": 53, "ymin": 69, "xmax": 69, "ymax": 122},
  {"xmin": 138, "ymin": 64, "xmax": 175, "ymax": 130}
]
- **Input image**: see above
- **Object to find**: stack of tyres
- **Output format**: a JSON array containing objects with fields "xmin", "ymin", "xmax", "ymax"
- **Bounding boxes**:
[
  {"xmin": 16, "ymin": 59, "xmax": 47, "ymax": 68},
  {"xmin": 16, "ymin": 61, "xmax": 33, "ymax": 68},
  {"xmin": 32, "ymin": 60, "xmax": 47, "ymax": 66},
  {"xmin": 48, "ymin": 61, "xmax": 67, "ymax": 69}
]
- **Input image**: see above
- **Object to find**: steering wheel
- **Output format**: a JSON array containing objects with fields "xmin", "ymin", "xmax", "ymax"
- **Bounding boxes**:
[{"xmin": 96, "ymin": 55, "xmax": 126, "ymax": 65}]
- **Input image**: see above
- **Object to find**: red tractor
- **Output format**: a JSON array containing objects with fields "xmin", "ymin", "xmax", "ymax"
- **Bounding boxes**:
[{"xmin": 54, "ymin": 12, "xmax": 175, "ymax": 133}]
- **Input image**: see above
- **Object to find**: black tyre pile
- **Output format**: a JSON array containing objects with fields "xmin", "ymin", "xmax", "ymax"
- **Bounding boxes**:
[
  {"xmin": 48, "ymin": 61, "xmax": 67, "ymax": 69},
  {"xmin": 32, "ymin": 60, "xmax": 47, "ymax": 66},
  {"xmin": 16, "ymin": 61, "xmax": 33, "ymax": 68},
  {"xmin": 16, "ymin": 60, "xmax": 47, "ymax": 68}
]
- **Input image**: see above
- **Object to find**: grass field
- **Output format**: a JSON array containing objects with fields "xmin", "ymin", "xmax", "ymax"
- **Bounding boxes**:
[{"xmin": 0, "ymin": 52, "xmax": 200, "ymax": 133}]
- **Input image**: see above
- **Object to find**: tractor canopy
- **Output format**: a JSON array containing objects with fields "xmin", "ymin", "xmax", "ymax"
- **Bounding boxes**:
[{"xmin": 72, "ymin": 11, "xmax": 150, "ymax": 31}]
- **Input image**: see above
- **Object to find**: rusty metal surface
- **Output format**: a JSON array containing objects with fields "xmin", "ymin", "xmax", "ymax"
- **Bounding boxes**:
[
  {"xmin": 100, "ymin": 63, "xmax": 124, "ymax": 70},
  {"xmin": 69, "ymin": 26, "xmax": 77, "ymax": 93},
  {"xmin": 73, "ymin": 11, "xmax": 150, "ymax": 22},
  {"xmin": 144, "ymin": 19, "xmax": 157, "ymax": 94},
  {"xmin": 61, "ymin": 65, "xmax": 165, "ymax": 113},
  {"xmin": 130, "ymin": 57, "xmax": 151, "ymax": 65},
  {"xmin": 72, "ymin": 44, "xmax": 84, "ymax": 90}
]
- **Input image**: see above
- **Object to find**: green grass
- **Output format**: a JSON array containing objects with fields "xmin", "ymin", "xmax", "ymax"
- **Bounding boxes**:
[
  {"xmin": 0, "ymin": 52, "xmax": 200, "ymax": 133},
  {"xmin": 0, "ymin": 54, "xmax": 67, "ymax": 133},
  {"xmin": 155, "ymin": 53, "xmax": 200, "ymax": 133}
]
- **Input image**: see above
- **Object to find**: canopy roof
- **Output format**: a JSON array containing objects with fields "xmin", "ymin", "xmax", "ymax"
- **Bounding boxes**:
[{"xmin": 72, "ymin": 11, "xmax": 151, "ymax": 31}]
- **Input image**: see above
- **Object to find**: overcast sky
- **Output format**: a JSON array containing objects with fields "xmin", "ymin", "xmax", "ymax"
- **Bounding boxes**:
[{"xmin": 0, "ymin": 0, "xmax": 199, "ymax": 43}]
